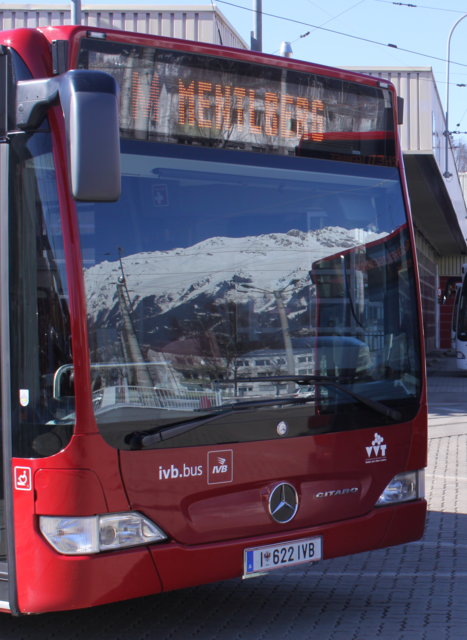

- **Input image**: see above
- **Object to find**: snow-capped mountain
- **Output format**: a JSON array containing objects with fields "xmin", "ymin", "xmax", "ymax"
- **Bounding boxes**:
[
  {"xmin": 86, "ymin": 227, "xmax": 385, "ymax": 317},
  {"xmin": 84, "ymin": 226, "xmax": 387, "ymax": 350}
]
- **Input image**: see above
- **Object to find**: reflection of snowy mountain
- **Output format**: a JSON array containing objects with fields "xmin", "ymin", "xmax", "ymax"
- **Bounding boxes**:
[{"xmin": 84, "ymin": 226, "xmax": 387, "ymax": 348}]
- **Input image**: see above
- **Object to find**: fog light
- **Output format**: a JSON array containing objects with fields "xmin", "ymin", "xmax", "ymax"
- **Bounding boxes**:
[
  {"xmin": 40, "ymin": 516, "xmax": 98, "ymax": 555},
  {"xmin": 375, "ymin": 470, "xmax": 424, "ymax": 507},
  {"xmin": 40, "ymin": 512, "xmax": 166, "ymax": 555},
  {"xmin": 457, "ymin": 351, "xmax": 465, "ymax": 359}
]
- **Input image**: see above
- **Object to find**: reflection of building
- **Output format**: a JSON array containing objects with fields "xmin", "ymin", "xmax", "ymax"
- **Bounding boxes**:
[
  {"xmin": 235, "ymin": 347, "xmax": 314, "ymax": 396},
  {"xmin": 148, "ymin": 336, "xmax": 224, "ymax": 390},
  {"xmin": 0, "ymin": 4, "xmax": 247, "ymax": 49},
  {"xmin": 234, "ymin": 336, "xmax": 372, "ymax": 397},
  {"xmin": 344, "ymin": 67, "xmax": 467, "ymax": 352}
]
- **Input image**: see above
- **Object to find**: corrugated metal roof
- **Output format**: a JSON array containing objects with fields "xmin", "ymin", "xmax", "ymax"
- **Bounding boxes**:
[
  {"xmin": 0, "ymin": 4, "xmax": 248, "ymax": 49},
  {"xmin": 343, "ymin": 66, "xmax": 467, "ymax": 258}
]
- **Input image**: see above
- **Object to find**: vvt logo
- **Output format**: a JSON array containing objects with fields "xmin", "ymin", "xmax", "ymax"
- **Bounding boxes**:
[
  {"xmin": 365, "ymin": 433, "xmax": 387, "ymax": 464},
  {"xmin": 208, "ymin": 450, "xmax": 233, "ymax": 484}
]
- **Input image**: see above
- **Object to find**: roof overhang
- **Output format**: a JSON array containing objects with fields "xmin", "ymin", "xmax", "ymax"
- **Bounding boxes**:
[{"xmin": 403, "ymin": 152, "xmax": 467, "ymax": 255}]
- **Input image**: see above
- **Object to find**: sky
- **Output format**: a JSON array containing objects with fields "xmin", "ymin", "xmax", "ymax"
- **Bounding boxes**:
[{"xmin": 5, "ymin": 0, "xmax": 467, "ymax": 130}]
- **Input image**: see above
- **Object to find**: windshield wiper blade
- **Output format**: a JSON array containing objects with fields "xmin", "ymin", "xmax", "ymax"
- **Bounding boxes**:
[
  {"xmin": 127, "ymin": 374, "xmax": 401, "ymax": 450},
  {"xmin": 126, "ymin": 395, "xmax": 318, "ymax": 449},
  {"xmin": 125, "ymin": 410, "xmax": 236, "ymax": 449},
  {"xmin": 224, "ymin": 375, "xmax": 402, "ymax": 422}
]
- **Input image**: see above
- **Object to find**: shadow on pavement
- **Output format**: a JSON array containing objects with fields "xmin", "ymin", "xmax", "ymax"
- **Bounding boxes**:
[{"xmin": 0, "ymin": 512, "xmax": 466, "ymax": 640}]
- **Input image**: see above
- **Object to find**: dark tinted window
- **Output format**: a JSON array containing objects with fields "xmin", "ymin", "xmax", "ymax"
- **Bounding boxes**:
[{"xmin": 9, "ymin": 131, "xmax": 74, "ymax": 458}]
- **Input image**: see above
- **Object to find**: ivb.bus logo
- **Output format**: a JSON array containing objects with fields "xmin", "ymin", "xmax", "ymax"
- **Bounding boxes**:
[{"xmin": 208, "ymin": 450, "xmax": 233, "ymax": 484}]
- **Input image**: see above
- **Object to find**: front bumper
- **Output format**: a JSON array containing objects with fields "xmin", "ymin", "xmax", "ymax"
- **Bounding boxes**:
[
  {"xmin": 16, "ymin": 499, "xmax": 426, "ymax": 613},
  {"xmin": 151, "ymin": 499, "xmax": 427, "ymax": 592}
]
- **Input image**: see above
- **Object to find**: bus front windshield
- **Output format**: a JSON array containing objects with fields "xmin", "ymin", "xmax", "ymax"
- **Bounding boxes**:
[{"xmin": 77, "ymin": 141, "xmax": 421, "ymax": 449}]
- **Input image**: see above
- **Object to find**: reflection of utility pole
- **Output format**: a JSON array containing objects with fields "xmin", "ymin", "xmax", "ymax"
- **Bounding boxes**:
[
  {"xmin": 117, "ymin": 246, "xmax": 133, "ymax": 310},
  {"xmin": 116, "ymin": 281, "xmax": 153, "ymax": 388},
  {"xmin": 240, "ymin": 280, "xmax": 298, "ymax": 392}
]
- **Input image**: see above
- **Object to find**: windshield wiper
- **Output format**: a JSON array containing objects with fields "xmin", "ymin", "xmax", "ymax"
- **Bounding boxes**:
[
  {"xmin": 224, "ymin": 375, "xmax": 402, "ymax": 422},
  {"xmin": 126, "ymin": 374, "xmax": 400, "ymax": 450},
  {"xmin": 126, "ymin": 395, "xmax": 318, "ymax": 449}
]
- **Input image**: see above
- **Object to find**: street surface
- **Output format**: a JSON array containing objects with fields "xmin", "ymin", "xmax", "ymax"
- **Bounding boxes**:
[{"xmin": 2, "ymin": 351, "xmax": 466, "ymax": 639}]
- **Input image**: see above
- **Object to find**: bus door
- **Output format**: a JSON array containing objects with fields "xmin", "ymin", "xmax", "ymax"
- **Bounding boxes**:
[
  {"xmin": 0, "ymin": 48, "xmax": 8, "ymax": 610},
  {"xmin": 0, "ymin": 400, "xmax": 7, "ymax": 609},
  {"xmin": 0, "ymin": 359, "xmax": 6, "ymax": 603}
]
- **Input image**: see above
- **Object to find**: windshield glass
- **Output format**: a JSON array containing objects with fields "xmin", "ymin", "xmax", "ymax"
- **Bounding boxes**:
[
  {"xmin": 77, "ymin": 141, "xmax": 421, "ymax": 449},
  {"xmin": 9, "ymin": 131, "xmax": 74, "ymax": 458}
]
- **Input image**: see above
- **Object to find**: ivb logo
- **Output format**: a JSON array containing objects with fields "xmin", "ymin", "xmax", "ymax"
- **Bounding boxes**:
[
  {"xmin": 213, "ymin": 457, "xmax": 228, "ymax": 474},
  {"xmin": 365, "ymin": 433, "xmax": 387, "ymax": 464},
  {"xmin": 208, "ymin": 450, "xmax": 233, "ymax": 484}
]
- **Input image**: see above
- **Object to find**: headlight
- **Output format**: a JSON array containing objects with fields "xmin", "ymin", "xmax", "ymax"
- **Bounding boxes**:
[
  {"xmin": 40, "ymin": 512, "xmax": 166, "ymax": 555},
  {"xmin": 457, "ymin": 351, "xmax": 465, "ymax": 359},
  {"xmin": 375, "ymin": 470, "xmax": 424, "ymax": 507}
]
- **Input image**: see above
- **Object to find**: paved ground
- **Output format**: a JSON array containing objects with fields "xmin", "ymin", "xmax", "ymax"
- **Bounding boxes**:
[{"xmin": 2, "ymin": 352, "xmax": 467, "ymax": 639}]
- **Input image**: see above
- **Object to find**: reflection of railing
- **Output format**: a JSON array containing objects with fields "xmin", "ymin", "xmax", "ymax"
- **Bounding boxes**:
[
  {"xmin": 53, "ymin": 362, "xmax": 176, "ymax": 400},
  {"xmin": 365, "ymin": 332, "xmax": 385, "ymax": 352},
  {"xmin": 92, "ymin": 385, "xmax": 223, "ymax": 412}
]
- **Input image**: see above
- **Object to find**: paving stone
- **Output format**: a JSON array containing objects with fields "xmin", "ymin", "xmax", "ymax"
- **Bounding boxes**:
[{"xmin": 1, "ymin": 353, "xmax": 467, "ymax": 639}]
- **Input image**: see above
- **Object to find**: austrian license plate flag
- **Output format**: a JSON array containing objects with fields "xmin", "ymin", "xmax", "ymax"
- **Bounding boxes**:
[{"xmin": 244, "ymin": 537, "xmax": 322, "ymax": 576}]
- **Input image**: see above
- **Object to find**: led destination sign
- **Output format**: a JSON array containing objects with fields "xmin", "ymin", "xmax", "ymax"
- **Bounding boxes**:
[
  {"xmin": 78, "ymin": 39, "xmax": 396, "ymax": 158},
  {"xmin": 173, "ymin": 78, "xmax": 325, "ymax": 141}
]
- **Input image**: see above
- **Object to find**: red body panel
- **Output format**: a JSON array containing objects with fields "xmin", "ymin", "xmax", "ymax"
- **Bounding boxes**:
[
  {"xmin": 0, "ymin": 26, "xmax": 428, "ymax": 614},
  {"xmin": 34, "ymin": 468, "xmax": 107, "ymax": 516},
  {"xmin": 120, "ymin": 424, "xmax": 414, "ymax": 546},
  {"xmin": 13, "ymin": 467, "xmax": 162, "ymax": 613},
  {"xmin": 153, "ymin": 500, "xmax": 426, "ymax": 592},
  {"xmin": 12, "ymin": 451, "xmax": 426, "ymax": 612}
]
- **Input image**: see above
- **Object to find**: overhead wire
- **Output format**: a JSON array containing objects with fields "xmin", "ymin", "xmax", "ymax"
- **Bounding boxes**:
[
  {"xmin": 303, "ymin": 0, "xmax": 431, "ymax": 79},
  {"xmin": 370, "ymin": 0, "xmax": 467, "ymax": 123},
  {"xmin": 215, "ymin": 0, "xmax": 467, "ymax": 69},
  {"xmin": 456, "ymin": 106, "xmax": 467, "ymax": 128},
  {"xmin": 373, "ymin": 0, "xmax": 466, "ymax": 13},
  {"xmin": 303, "ymin": 0, "xmax": 366, "ymax": 37},
  {"xmin": 271, "ymin": 0, "xmax": 365, "ymax": 54}
]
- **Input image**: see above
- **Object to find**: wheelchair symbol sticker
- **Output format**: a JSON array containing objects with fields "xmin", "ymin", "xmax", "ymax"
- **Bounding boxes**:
[{"xmin": 14, "ymin": 467, "xmax": 32, "ymax": 491}]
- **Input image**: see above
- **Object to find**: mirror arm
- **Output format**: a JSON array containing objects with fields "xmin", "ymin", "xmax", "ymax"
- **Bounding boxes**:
[
  {"xmin": 16, "ymin": 70, "xmax": 119, "ymax": 131},
  {"xmin": 16, "ymin": 76, "xmax": 60, "ymax": 130}
]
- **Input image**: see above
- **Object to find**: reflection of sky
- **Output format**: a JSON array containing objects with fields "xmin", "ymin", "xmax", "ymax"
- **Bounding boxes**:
[
  {"xmin": 29, "ymin": 149, "xmax": 69, "ymax": 297},
  {"xmin": 77, "ymin": 142, "xmax": 407, "ymax": 268}
]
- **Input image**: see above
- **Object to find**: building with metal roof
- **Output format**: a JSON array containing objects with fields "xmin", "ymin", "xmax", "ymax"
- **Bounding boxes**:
[
  {"xmin": 345, "ymin": 67, "xmax": 467, "ymax": 352},
  {"xmin": 0, "ymin": 4, "xmax": 248, "ymax": 49}
]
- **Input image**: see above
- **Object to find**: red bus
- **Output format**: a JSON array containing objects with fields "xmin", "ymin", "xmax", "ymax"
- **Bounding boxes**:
[{"xmin": 0, "ymin": 25, "xmax": 427, "ymax": 615}]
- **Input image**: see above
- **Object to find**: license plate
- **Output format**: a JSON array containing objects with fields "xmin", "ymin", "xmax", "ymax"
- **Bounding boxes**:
[{"xmin": 244, "ymin": 536, "xmax": 322, "ymax": 576}]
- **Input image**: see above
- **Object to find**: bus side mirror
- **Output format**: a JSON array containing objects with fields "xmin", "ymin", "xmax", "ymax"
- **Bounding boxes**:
[{"xmin": 16, "ymin": 70, "xmax": 121, "ymax": 202}]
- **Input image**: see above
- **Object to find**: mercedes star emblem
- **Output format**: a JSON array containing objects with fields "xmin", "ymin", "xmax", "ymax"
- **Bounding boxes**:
[
  {"xmin": 268, "ymin": 483, "xmax": 299, "ymax": 523},
  {"xmin": 276, "ymin": 421, "xmax": 288, "ymax": 436}
]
